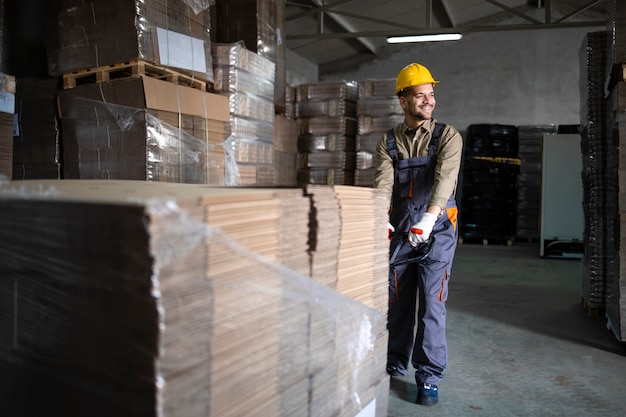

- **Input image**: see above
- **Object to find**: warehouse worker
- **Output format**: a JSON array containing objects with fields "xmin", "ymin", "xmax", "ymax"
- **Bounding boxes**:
[{"xmin": 374, "ymin": 63, "xmax": 463, "ymax": 406}]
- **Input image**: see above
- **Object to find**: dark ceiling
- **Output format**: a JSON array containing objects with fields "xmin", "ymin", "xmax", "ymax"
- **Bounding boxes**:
[{"xmin": 285, "ymin": 0, "xmax": 608, "ymax": 72}]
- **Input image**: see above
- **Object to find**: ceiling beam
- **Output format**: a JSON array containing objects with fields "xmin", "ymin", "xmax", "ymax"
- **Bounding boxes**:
[
  {"xmin": 439, "ymin": 0, "xmax": 456, "ymax": 27},
  {"xmin": 483, "ymin": 0, "xmax": 543, "ymax": 24},
  {"xmin": 553, "ymin": 0, "xmax": 603, "ymax": 24},
  {"xmin": 286, "ymin": 19, "xmax": 606, "ymax": 40},
  {"xmin": 288, "ymin": 0, "xmax": 378, "ymax": 54}
]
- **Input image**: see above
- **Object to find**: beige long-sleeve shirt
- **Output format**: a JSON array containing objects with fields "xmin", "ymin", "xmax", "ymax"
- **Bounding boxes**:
[{"xmin": 374, "ymin": 118, "xmax": 463, "ymax": 212}]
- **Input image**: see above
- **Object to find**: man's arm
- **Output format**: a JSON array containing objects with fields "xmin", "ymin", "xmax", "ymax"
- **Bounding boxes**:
[{"xmin": 429, "ymin": 125, "xmax": 463, "ymax": 210}]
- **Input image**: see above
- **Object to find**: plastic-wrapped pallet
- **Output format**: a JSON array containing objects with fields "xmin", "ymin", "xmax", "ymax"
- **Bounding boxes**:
[
  {"xmin": 44, "ymin": 0, "xmax": 214, "ymax": 83},
  {"xmin": 211, "ymin": 42, "xmax": 276, "ymax": 185},
  {"xmin": 295, "ymin": 81, "xmax": 358, "ymax": 186},
  {"xmin": 355, "ymin": 79, "xmax": 403, "ymax": 186},
  {"xmin": 0, "ymin": 179, "xmax": 390, "ymax": 417}
]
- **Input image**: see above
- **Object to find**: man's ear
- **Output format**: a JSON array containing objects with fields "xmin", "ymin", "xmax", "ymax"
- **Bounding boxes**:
[{"xmin": 399, "ymin": 95, "xmax": 408, "ymax": 110}]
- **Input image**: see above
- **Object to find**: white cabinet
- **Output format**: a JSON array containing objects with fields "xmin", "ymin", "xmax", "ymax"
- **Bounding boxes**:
[{"xmin": 540, "ymin": 134, "xmax": 584, "ymax": 257}]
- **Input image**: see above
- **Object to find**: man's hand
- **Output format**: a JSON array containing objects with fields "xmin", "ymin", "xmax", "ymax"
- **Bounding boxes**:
[{"xmin": 408, "ymin": 213, "xmax": 437, "ymax": 246}]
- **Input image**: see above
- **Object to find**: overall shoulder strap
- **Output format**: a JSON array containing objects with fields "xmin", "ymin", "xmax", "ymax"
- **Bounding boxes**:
[
  {"xmin": 430, "ymin": 122, "xmax": 446, "ymax": 146},
  {"xmin": 386, "ymin": 128, "xmax": 399, "ymax": 163}
]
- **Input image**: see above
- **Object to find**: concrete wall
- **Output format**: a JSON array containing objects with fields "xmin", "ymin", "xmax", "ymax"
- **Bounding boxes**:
[{"xmin": 313, "ymin": 26, "xmax": 606, "ymax": 135}]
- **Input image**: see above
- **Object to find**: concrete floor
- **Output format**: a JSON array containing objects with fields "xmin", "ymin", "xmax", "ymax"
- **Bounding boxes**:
[{"xmin": 386, "ymin": 242, "xmax": 626, "ymax": 417}]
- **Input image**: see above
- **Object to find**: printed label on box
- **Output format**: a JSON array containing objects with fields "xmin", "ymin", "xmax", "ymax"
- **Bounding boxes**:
[{"xmin": 156, "ymin": 27, "xmax": 207, "ymax": 74}]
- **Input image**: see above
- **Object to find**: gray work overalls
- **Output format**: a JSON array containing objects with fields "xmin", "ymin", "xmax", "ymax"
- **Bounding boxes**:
[{"xmin": 386, "ymin": 123, "xmax": 458, "ymax": 385}]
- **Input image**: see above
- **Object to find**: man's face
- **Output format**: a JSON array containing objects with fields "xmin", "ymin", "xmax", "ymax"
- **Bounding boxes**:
[{"xmin": 401, "ymin": 84, "xmax": 436, "ymax": 121}]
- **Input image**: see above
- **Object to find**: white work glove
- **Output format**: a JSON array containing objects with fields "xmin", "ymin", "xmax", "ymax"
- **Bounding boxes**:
[
  {"xmin": 408, "ymin": 212, "xmax": 437, "ymax": 246},
  {"xmin": 387, "ymin": 222, "xmax": 395, "ymax": 241}
]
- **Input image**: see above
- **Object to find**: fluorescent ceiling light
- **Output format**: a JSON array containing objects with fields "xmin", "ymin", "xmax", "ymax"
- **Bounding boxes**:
[{"xmin": 387, "ymin": 33, "xmax": 463, "ymax": 44}]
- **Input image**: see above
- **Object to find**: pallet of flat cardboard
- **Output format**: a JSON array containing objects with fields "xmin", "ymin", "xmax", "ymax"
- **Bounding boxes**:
[{"xmin": 62, "ymin": 59, "xmax": 207, "ymax": 91}]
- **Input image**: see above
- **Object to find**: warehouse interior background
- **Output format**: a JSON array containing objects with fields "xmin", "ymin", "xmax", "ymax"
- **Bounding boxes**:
[
  {"xmin": 2, "ymin": 0, "xmax": 626, "ymax": 416},
  {"xmin": 1, "ymin": 0, "xmax": 608, "ymax": 138}
]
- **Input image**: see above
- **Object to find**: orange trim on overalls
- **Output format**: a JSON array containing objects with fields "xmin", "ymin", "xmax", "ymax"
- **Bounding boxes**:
[
  {"xmin": 446, "ymin": 207, "xmax": 458, "ymax": 233},
  {"xmin": 438, "ymin": 269, "xmax": 448, "ymax": 302}
]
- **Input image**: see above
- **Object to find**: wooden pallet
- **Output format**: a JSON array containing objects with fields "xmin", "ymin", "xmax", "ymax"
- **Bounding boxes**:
[
  {"xmin": 62, "ymin": 60, "xmax": 207, "ymax": 91},
  {"xmin": 581, "ymin": 297, "xmax": 605, "ymax": 319}
]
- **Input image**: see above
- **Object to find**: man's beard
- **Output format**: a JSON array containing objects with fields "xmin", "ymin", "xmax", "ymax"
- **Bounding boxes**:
[{"xmin": 409, "ymin": 107, "xmax": 432, "ymax": 121}]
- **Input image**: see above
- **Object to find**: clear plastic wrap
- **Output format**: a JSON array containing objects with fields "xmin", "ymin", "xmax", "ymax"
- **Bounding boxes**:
[
  {"xmin": 298, "ymin": 117, "xmax": 358, "ymax": 136},
  {"xmin": 358, "ymin": 115, "xmax": 404, "ymax": 135},
  {"xmin": 0, "ymin": 180, "xmax": 389, "ymax": 416},
  {"xmin": 229, "ymin": 116, "xmax": 274, "ymax": 142},
  {"xmin": 297, "ymin": 168, "xmax": 355, "ymax": 186},
  {"xmin": 296, "ymin": 99, "xmax": 357, "ymax": 118},
  {"xmin": 296, "ymin": 81, "xmax": 358, "ymax": 102},
  {"xmin": 44, "ymin": 0, "xmax": 214, "ymax": 83},
  {"xmin": 298, "ymin": 134, "xmax": 356, "ymax": 153},
  {"xmin": 356, "ymin": 150, "xmax": 374, "ymax": 170},
  {"xmin": 213, "ymin": 65, "xmax": 275, "ymax": 101},
  {"xmin": 56, "ymin": 82, "xmax": 230, "ymax": 185},
  {"xmin": 227, "ymin": 91, "xmax": 275, "ymax": 123},
  {"xmin": 356, "ymin": 97, "xmax": 402, "ymax": 117},
  {"xmin": 357, "ymin": 132, "xmax": 384, "ymax": 153},
  {"xmin": 212, "ymin": 42, "xmax": 276, "ymax": 82},
  {"xmin": 357, "ymin": 79, "xmax": 396, "ymax": 99},
  {"xmin": 297, "ymin": 151, "xmax": 357, "ymax": 170},
  {"xmin": 226, "ymin": 137, "xmax": 274, "ymax": 165}
]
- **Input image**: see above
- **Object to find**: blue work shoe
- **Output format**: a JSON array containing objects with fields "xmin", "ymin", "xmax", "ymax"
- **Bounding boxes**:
[{"xmin": 416, "ymin": 383, "xmax": 438, "ymax": 406}]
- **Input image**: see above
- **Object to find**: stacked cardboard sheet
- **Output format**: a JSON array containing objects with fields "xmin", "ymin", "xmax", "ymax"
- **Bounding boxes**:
[
  {"xmin": 306, "ymin": 184, "xmax": 341, "ymax": 287},
  {"xmin": 44, "ymin": 0, "xmax": 214, "ymax": 83},
  {"xmin": 0, "ymin": 72, "xmax": 15, "ymax": 179},
  {"xmin": 355, "ymin": 79, "xmax": 404, "ymax": 186},
  {"xmin": 0, "ymin": 179, "xmax": 389, "ymax": 416},
  {"xmin": 306, "ymin": 184, "xmax": 389, "ymax": 314},
  {"xmin": 12, "ymin": 77, "xmax": 62, "ymax": 180},
  {"xmin": 57, "ymin": 76, "xmax": 230, "ymax": 184}
]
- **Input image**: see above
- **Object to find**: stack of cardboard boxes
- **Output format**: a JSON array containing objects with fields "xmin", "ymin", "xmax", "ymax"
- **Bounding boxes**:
[{"xmin": 603, "ymin": 1, "xmax": 626, "ymax": 341}]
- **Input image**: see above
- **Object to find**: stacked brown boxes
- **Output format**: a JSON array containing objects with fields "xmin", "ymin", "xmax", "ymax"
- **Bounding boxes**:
[
  {"xmin": 212, "ymin": 42, "xmax": 276, "ymax": 185},
  {"xmin": 580, "ymin": 31, "xmax": 609, "ymax": 319},
  {"xmin": 43, "ymin": 0, "xmax": 228, "ymax": 184},
  {"xmin": 604, "ymin": 0, "xmax": 626, "ymax": 341},
  {"xmin": 212, "ymin": 0, "xmax": 286, "ymax": 109},
  {"xmin": 44, "ymin": 0, "xmax": 214, "ymax": 84},
  {"xmin": 296, "ymin": 82, "xmax": 359, "ymax": 186},
  {"xmin": 0, "ymin": 179, "xmax": 389, "ymax": 417},
  {"xmin": 355, "ymin": 79, "xmax": 404, "ymax": 187},
  {"xmin": 57, "ymin": 76, "xmax": 230, "ymax": 184},
  {"xmin": 12, "ymin": 78, "xmax": 63, "ymax": 180},
  {"xmin": 274, "ymin": 114, "xmax": 298, "ymax": 186},
  {"xmin": 0, "ymin": 73, "xmax": 15, "ymax": 179}
]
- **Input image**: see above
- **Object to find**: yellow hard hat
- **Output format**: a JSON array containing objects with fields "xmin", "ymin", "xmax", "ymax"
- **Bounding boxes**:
[{"xmin": 396, "ymin": 63, "xmax": 439, "ymax": 94}]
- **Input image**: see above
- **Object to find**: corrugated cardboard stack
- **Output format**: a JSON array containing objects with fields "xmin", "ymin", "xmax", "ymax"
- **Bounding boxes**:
[
  {"xmin": 12, "ymin": 78, "xmax": 62, "ymax": 180},
  {"xmin": 212, "ymin": 42, "xmax": 277, "ymax": 186},
  {"xmin": 580, "ymin": 31, "xmax": 611, "ymax": 320},
  {"xmin": 0, "ymin": 179, "xmax": 389, "ymax": 417},
  {"xmin": 211, "ymin": 0, "xmax": 286, "ymax": 110},
  {"xmin": 273, "ymin": 114, "xmax": 298, "ymax": 186},
  {"xmin": 603, "ymin": 0, "xmax": 626, "ymax": 341},
  {"xmin": 41, "ymin": 0, "xmax": 234, "ymax": 185},
  {"xmin": 44, "ymin": 0, "xmax": 214, "ymax": 84},
  {"xmin": 355, "ymin": 79, "xmax": 404, "ymax": 187},
  {"xmin": 296, "ymin": 82, "xmax": 358, "ymax": 186},
  {"xmin": 57, "ymin": 76, "xmax": 231, "ymax": 184},
  {"xmin": 0, "ymin": 73, "xmax": 15, "ymax": 179}
]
